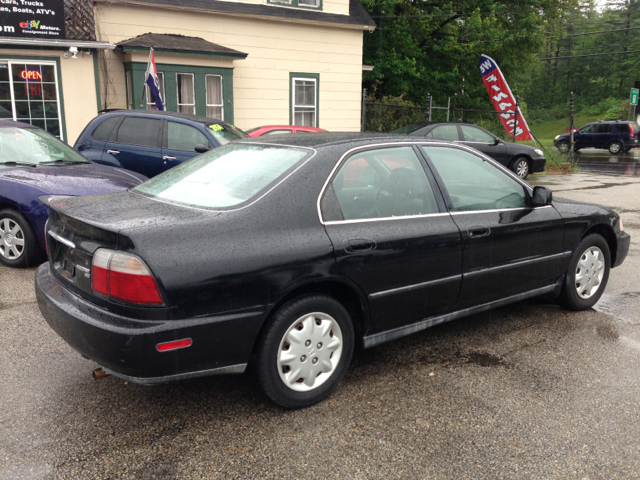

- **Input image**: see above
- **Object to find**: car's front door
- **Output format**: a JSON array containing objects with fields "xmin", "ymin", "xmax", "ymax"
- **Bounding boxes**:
[
  {"xmin": 459, "ymin": 125, "xmax": 508, "ymax": 166},
  {"xmin": 419, "ymin": 145, "xmax": 565, "ymax": 309},
  {"xmin": 574, "ymin": 124, "xmax": 596, "ymax": 149},
  {"xmin": 101, "ymin": 116, "xmax": 163, "ymax": 177},
  {"xmin": 161, "ymin": 121, "xmax": 212, "ymax": 174},
  {"xmin": 320, "ymin": 145, "xmax": 463, "ymax": 335}
]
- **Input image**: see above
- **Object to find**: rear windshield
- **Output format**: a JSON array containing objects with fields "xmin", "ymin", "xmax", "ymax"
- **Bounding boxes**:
[
  {"xmin": 134, "ymin": 143, "xmax": 310, "ymax": 208},
  {"xmin": 390, "ymin": 123, "xmax": 429, "ymax": 134},
  {"xmin": 205, "ymin": 122, "xmax": 246, "ymax": 145}
]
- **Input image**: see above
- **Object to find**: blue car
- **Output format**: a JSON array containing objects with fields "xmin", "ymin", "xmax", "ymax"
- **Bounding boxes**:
[
  {"xmin": 0, "ymin": 121, "xmax": 147, "ymax": 268},
  {"xmin": 74, "ymin": 111, "xmax": 246, "ymax": 178}
]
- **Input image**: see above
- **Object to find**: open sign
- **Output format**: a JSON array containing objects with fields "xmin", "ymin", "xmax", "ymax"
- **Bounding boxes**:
[{"xmin": 20, "ymin": 69, "xmax": 43, "ymax": 81}]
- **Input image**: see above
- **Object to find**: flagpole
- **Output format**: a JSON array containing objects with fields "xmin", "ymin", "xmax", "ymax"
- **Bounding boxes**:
[{"xmin": 140, "ymin": 47, "xmax": 152, "ymax": 108}]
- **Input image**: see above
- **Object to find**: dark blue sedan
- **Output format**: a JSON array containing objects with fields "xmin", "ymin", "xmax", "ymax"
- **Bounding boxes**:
[
  {"xmin": 0, "ymin": 121, "xmax": 147, "ymax": 268},
  {"xmin": 74, "ymin": 111, "xmax": 246, "ymax": 178}
]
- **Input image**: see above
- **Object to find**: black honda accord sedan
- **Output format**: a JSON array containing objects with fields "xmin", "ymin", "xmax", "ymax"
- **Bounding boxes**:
[{"xmin": 36, "ymin": 134, "xmax": 630, "ymax": 408}]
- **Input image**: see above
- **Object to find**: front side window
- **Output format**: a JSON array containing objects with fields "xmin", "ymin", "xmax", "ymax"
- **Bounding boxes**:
[
  {"xmin": 420, "ymin": 146, "xmax": 527, "ymax": 212},
  {"xmin": 323, "ymin": 146, "xmax": 439, "ymax": 221},
  {"xmin": 460, "ymin": 125, "xmax": 494, "ymax": 143},
  {"xmin": 115, "ymin": 117, "xmax": 162, "ymax": 148},
  {"xmin": 177, "ymin": 73, "xmax": 195, "ymax": 114},
  {"xmin": 427, "ymin": 125, "xmax": 459, "ymax": 141},
  {"xmin": 134, "ymin": 144, "xmax": 310, "ymax": 208},
  {"xmin": 580, "ymin": 124, "xmax": 596, "ymax": 134},
  {"xmin": 292, "ymin": 76, "xmax": 317, "ymax": 127},
  {"xmin": 205, "ymin": 75, "xmax": 223, "ymax": 119},
  {"xmin": 146, "ymin": 72, "xmax": 165, "ymax": 111},
  {"xmin": 167, "ymin": 122, "xmax": 209, "ymax": 152}
]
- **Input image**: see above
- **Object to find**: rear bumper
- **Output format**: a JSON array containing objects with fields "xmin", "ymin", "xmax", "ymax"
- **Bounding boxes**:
[
  {"xmin": 613, "ymin": 230, "xmax": 631, "ymax": 268},
  {"xmin": 530, "ymin": 156, "xmax": 546, "ymax": 173},
  {"xmin": 35, "ymin": 263, "xmax": 265, "ymax": 383}
]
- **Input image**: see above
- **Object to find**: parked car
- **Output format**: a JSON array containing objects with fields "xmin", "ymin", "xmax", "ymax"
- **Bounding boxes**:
[
  {"xmin": 36, "ymin": 134, "xmax": 629, "ymax": 408},
  {"xmin": 0, "ymin": 120, "xmax": 147, "ymax": 268},
  {"xmin": 74, "ymin": 111, "xmax": 246, "ymax": 178},
  {"xmin": 391, "ymin": 122, "xmax": 546, "ymax": 179},
  {"xmin": 245, "ymin": 125, "xmax": 327, "ymax": 137},
  {"xmin": 554, "ymin": 121, "xmax": 640, "ymax": 154}
]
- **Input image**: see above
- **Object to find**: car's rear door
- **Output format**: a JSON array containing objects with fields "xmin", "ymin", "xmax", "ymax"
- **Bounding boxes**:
[
  {"xmin": 595, "ymin": 123, "xmax": 612, "ymax": 149},
  {"xmin": 161, "ymin": 120, "xmax": 212, "ymax": 173},
  {"xmin": 76, "ymin": 115, "xmax": 122, "ymax": 163},
  {"xmin": 320, "ymin": 144, "xmax": 463, "ymax": 336},
  {"xmin": 101, "ymin": 116, "xmax": 163, "ymax": 177},
  {"xmin": 419, "ymin": 145, "xmax": 565, "ymax": 309}
]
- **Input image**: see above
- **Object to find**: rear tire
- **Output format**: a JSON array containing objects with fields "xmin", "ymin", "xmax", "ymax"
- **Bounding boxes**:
[
  {"xmin": 255, "ymin": 294, "xmax": 354, "ymax": 409},
  {"xmin": 0, "ymin": 209, "xmax": 41, "ymax": 268},
  {"xmin": 560, "ymin": 234, "xmax": 610, "ymax": 310},
  {"xmin": 609, "ymin": 142, "xmax": 622, "ymax": 154}
]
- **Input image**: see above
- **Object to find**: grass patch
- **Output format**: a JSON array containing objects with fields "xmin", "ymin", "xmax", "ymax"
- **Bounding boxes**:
[{"xmin": 544, "ymin": 159, "xmax": 576, "ymax": 174}]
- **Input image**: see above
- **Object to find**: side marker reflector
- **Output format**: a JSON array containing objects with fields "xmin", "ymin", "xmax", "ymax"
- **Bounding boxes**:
[{"xmin": 156, "ymin": 338, "xmax": 192, "ymax": 352}]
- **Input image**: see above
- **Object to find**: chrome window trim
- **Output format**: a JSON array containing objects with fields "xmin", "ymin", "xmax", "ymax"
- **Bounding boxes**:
[
  {"xmin": 316, "ymin": 141, "xmax": 535, "ymax": 225},
  {"xmin": 450, "ymin": 205, "xmax": 553, "ymax": 215},
  {"xmin": 135, "ymin": 144, "xmax": 317, "ymax": 213},
  {"xmin": 369, "ymin": 274, "xmax": 462, "ymax": 300},
  {"xmin": 324, "ymin": 212, "xmax": 451, "ymax": 226}
]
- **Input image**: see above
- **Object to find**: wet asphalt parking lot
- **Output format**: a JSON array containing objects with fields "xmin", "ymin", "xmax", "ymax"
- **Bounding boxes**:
[{"xmin": 2, "ymin": 164, "xmax": 640, "ymax": 479}]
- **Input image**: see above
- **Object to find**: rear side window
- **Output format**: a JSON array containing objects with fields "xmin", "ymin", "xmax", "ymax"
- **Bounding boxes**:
[
  {"xmin": 427, "ymin": 125, "xmax": 459, "ymax": 141},
  {"xmin": 166, "ymin": 122, "xmax": 209, "ymax": 151},
  {"xmin": 597, "ymin": 124, "xmax": 612, "ymax": 133},
  {"xmin": 617, "ymin": 124, "xmax": 629, "ymax": 133},
  {"xmin": 115, "ymin": 117, "xmax": 162, "ymax": 148},
  {"xmin": 460, "ymin": 125, "xmax": 494, "ymax": 143},
  {"xmin": 91, "ymin": 116, "xmax": 121, "ymax": 141}
]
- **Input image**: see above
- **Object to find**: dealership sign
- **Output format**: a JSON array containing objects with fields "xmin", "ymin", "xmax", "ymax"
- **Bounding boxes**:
[
  {"xmin": 478, "ymin": 54, "xmax": 533, "ymax": 141},
  {"xmin": 0, "ymin": 0, "xmax": 65, "ymax": 39}
]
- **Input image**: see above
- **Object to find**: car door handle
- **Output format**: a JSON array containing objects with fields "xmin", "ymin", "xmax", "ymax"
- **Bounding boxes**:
[
  {"xmin": 467, "ymin": 226, "xmax": 490, "ymax": 238},
  {"xmin": 106, "ymin": 149, "xmax": 120, "ymax": 155},
  {"xmin": 345, "ymin": 239, "xmax": 376, "ymax": 253},
  {"xmin": 163, "ymin": 156, "xmax": 176, "ymax": 161}
]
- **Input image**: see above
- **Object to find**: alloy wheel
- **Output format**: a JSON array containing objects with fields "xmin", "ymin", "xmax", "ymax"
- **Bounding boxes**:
[
  {"xmin": 515, "ymin": 159, "xmax": 529, "ymax": 178},
  {"xmin": 277, "ymin": 312, "xmax": 343, "ymax": 392},
  {"xmin": 0, "ymin": 217, "xmax": 25, "ymax": 260},
  {"xmin": 574, "ymin": 246, "xmax": 605, "ymax": 299}
]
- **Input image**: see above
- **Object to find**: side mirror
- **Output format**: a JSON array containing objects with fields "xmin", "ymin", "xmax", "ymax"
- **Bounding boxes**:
[
  {"xmin": 532, "ymin": 186, "xmax": 553, "ymax": 206},
  {"xmin": 194, "ymin": 143, "xmax": 211, "ymax": 154},
  {"xmin": 493, "ymin": 137, "xmax": 500, "ymax": 145}
]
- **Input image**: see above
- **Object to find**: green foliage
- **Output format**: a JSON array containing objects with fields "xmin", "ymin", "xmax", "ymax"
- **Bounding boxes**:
[{"xmin": 364, "ymin": 92, "xmax": 427, "ymax": 132}]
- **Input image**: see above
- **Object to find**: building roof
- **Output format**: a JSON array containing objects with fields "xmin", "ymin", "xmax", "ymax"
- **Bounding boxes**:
[
  {"xmin": 116, "ymin": 33, "xmax": 248, "ymax": 58},
  {"xmin": 122, "ymin": 0, "xmax": 376, "ymax": 28}
]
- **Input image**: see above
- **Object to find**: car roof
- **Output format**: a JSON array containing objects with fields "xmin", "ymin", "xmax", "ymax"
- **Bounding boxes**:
[
  {"xmin": 236, "ymin": 132, "xmax": 450, "ymax": 149},
  {"xmin": 0, "ymin": 120, "xmax": 39, "ymax": 129},
  {"xmin": 98, "ymin": 109, "xmax": 224, "ymax": 126}
]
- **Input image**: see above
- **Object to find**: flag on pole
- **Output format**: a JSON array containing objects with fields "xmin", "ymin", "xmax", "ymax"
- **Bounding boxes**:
[
  {"xmin": 141, "ymin": 47, "xmax": 164, "ymax": 111},
  {"xmin": 478, "ymin": 54, "xmax": 532, "ymax": 141}
]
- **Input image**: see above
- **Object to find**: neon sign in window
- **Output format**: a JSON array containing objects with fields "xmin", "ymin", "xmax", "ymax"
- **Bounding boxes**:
[{"xmin": 20, "ymin": 69, "xmax": 43, "ymax": 81}]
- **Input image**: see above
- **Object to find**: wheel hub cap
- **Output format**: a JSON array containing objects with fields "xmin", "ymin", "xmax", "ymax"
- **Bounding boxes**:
[
  {"xmin": 277, "ymin": 312, "xmax": 343, "ymax": 392},
  {"xmin": 0, "ymin": 218, "xmax": 25, "ymax": 260},
  {"xmin": 575, "ymin": 246, "xmax": 605, "ymax": 299}
]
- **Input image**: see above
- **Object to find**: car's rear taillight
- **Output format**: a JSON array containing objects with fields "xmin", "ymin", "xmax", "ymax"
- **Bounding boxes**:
[
  {"xmin": 91, "ymin": 249, "xmax": 163, "ymax": 305},
  {"xmin": 630, "ymin": 123, "xmax": 635, "ymax": 137}
]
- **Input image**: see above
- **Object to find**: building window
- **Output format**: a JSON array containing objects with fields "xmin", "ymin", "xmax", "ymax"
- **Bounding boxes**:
[
  {"xmin": 0, "ymin": 61, "xmax": 63, "ymax": 139},
  {"xmin": 125, "ymin": 70, "xmax": 133, "ymax": 110},
  {"xmin": 269, "ymin": 0, "xmax": 321, "ymax": 8},
  {"xmin": 291, "ymin": 75, "xmax": 318, "ymax": 127},
  {"xmin": 205, "ymin": 75, "xmax": 223, "ymax": 120},
  {"xmin": 177, "ymin": 73, "xmax": 195, "ymax": 114},
  {"xmin": 146, "ymin": 72, "xmax": 165, "ymax": 110}
]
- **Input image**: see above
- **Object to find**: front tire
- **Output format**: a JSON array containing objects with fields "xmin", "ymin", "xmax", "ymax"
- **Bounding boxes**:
[
  {"xmin": 557, "ymin": 141, "xmax": 570, "ymax": 154},
  {"xmin": 560, "ymin": 234, "xmax": 610, "ymax": 310},
  {"xmin": 255, "ymin": 295, "xmax": 354, "ymax": 408},
  {"xmin": 0, "ymin": 209, "xmax": 40, "ymax": 268},
  {"xmin": 511, "ymin": 157, "xmax": 530, "ymax": 179},
  {"xmin": 609, "ymin": 141, "xmax": 622, "ymax": 154}
]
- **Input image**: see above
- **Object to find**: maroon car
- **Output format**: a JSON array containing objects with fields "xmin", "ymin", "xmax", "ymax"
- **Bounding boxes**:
[{"xmin": 246, "ymin": 125, "xmax": 327, "ymax": 137}]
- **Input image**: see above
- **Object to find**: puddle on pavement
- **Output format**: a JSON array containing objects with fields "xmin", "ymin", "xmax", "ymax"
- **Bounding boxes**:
[
  {"xmin": 573, "ymin": 151, "xmax": 640, "ymax": 176},
  {"xmin": 596, "ymin": 324, "xmax": 619, "ymax": 340},
  {"xmin": 593, "ymin": 292, "xmax": 640, "ymax": 324},
  {"xmin": 465, "ymin": 352, "xmax": 510, "ymax": 368}
]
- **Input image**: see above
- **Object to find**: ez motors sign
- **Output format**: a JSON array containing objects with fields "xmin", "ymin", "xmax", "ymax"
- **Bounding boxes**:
[{"xmin": 0, "ymin": 0, "xmax": 65, "ymax": 39}]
